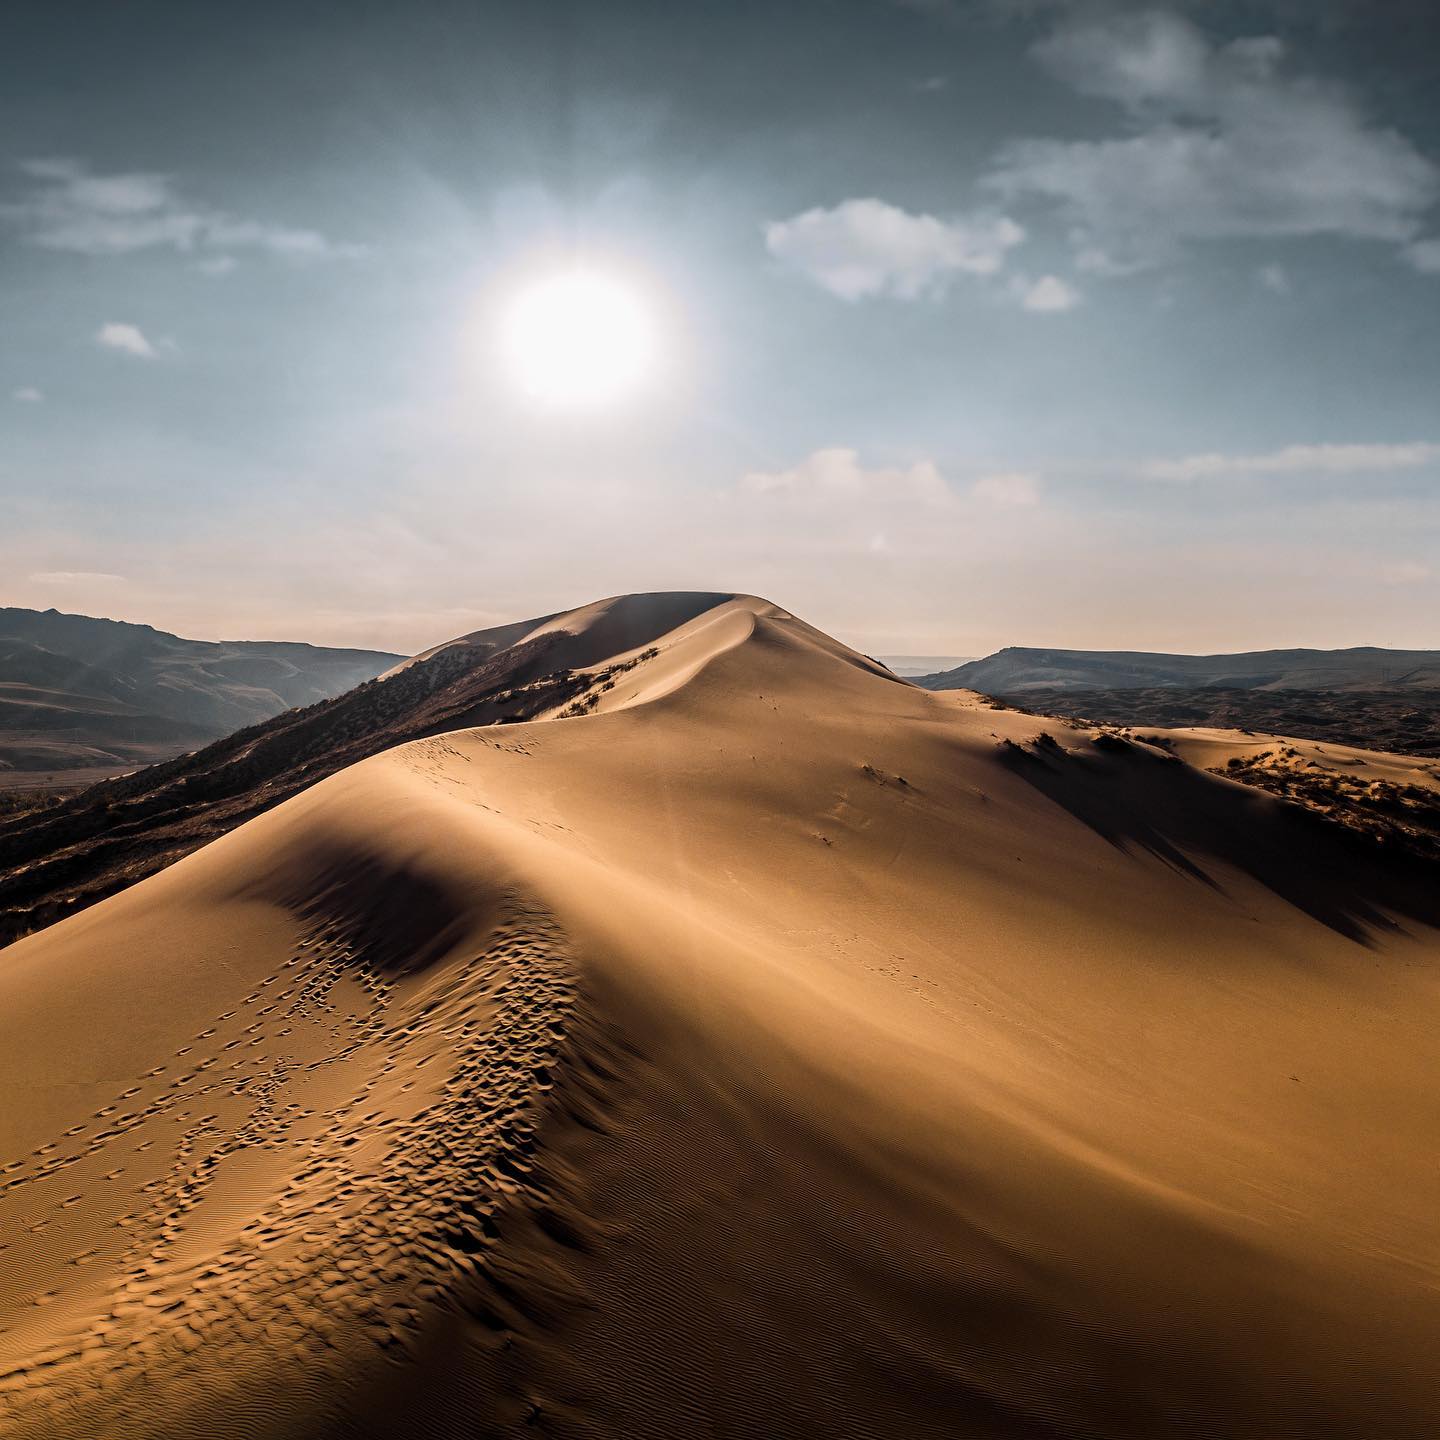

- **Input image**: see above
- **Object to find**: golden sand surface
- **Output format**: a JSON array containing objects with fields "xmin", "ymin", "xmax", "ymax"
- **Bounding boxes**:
[{"xmin": 2, "ymin": 595, "xmax": 1438, "ymax": 1438}]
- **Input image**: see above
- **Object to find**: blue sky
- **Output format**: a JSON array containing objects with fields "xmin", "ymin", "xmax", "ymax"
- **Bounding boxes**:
[{"xmin": 2, "ymin": 0, "xmax": 1438, "ymax": 655}]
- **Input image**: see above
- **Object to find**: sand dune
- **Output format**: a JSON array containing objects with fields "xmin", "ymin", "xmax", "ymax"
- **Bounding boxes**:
[
  {"xmin": 2, "ymin": 594, "xmax": 1439, "ymax": 1438},
  {"xmin": 0, "ymin": 593, "xmax": 748, "ymax": 946}
]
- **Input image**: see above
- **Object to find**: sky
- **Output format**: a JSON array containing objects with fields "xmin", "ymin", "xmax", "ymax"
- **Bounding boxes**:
[{"xmin": 2, "ymin": 0, "xmax": 1439, "ymax": 658}]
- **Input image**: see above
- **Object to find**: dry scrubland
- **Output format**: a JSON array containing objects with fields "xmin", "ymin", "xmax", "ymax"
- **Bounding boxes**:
[{"xmin": 2, "ymin": 594, "xmax": 1439, "ymax": 1439}]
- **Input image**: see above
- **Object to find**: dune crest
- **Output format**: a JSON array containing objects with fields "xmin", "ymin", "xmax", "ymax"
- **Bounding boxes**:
[{"xmin": 2, "ymin": 594, "xmax": 1438, "ymax": 1438}]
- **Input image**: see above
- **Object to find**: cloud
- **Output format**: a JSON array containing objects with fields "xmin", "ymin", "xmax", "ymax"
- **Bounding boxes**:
[
  {"xmin": 985, "ymin": 10, "xmax": 1440, "ymax": 269},
  {"xmin": 1, "ymin": 157, "xmax": 360, "ymax": 262},
  {"xmin": 763, "ymin": 200, "xmax": 1077, "ymax": 313},
  {"xmin": 28, "ymin": 570, "xmax": 126, "ymax": 584},
  {"xmin": 194, "ymin": 254, "xmax": 239, "ymax": 277},
  {"xmin": 1405, "ymin": 239, "xmax": 1440, "ymax": 274},
  {"xmin": 892, "ymin": 0, "xmax": 1068, "ymax": 22},
  {"xmin": 11, "ymin": 386, "xmax": 43, "ymax": 403},
  {"xmin": 1015, "ymin": 273, "xmax": 1081, "ymax": 311},
  {"xmin": 741, "ymin": 450, "xmax": 1050, "ymax": 524},
  {"xmin": 764, "ymin": 198, "xmax": 1024, "ymax": 300},
  {"xmin": 1144, "ymin": 442, "xmax": 1440, "ymax": 482},
  {"xmin": 972, "ymin": 471, "xmax": 1041, "ymax": 506},
  {"xmin": 741, "ymin": 447, "xmax": 951, "ymax": 502},
  {"xmin": 1033, "ymin": 9, "xmax": 1215, "ymax": 111},
  {"xmin": 96, "ymin": 322, "xmax": 157, "ymax": 358},
  {"xmin": 1258, "ymin": 262, "xmax": 1290, "ymax": 293}
]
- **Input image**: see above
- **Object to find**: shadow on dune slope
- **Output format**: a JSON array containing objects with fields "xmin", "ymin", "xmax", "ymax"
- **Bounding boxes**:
[{"xmin": 997, "ymin": 730, "xmax": 1440, "ymax": 945}]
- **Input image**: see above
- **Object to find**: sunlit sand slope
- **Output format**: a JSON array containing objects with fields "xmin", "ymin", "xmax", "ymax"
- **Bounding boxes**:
[{"xmin": 2, "ymin": 596, "xmax": 1438, "ymax": 1438}]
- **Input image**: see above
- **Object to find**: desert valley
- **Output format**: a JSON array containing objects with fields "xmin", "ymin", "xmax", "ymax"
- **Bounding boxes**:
[{"xmin": 1, "ymin": 592, "xmax": 1438, "ymax": 1438}]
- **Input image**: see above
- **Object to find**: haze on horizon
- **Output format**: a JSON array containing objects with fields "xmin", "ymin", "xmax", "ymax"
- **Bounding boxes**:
[{"xmin": 3, "ymin": 0, "xmax": 1439, "ymax": 659}]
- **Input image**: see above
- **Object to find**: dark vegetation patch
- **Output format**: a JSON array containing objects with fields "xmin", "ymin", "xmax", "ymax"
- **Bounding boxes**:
[
  {"xmin": 0, "ymin": 789, "xmax": 65, "ymax": 822},
  {"xmin": 557, "ymin": 648, "xmax": 659, "ymax": 717},
  {"xmin": 1213, "ymin": 747, "xmax": 1440, "ymax": 865}
]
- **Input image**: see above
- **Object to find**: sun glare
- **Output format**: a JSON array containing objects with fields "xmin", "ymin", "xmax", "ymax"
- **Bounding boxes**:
[{"xmin": 499, "ymin": 269, "xmax": 658, "ymax": 410}]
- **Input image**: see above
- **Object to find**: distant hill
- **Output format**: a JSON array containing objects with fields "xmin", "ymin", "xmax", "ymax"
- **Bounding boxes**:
[
  {"xmin": 879, "ymin": 654, "xmax": 975, "ymax": 677},
  {"xmin": 919, "ymin": 645, "xmax": 1440, "ymax": 694},
  {"xmin": 0, "ymin": 606, "xmax": 403, "ymax": 780}
]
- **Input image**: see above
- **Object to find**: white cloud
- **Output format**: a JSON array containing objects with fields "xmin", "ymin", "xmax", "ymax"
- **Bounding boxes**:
[
  {"xmin": 1144, "ymin": 442, "xmax": 1440, "ymax": 482},
  {"xmin": 1405, "ymin": 239, "xmax": 1440, "ymax": 274},
  {"xmin": 195, "ymin": 254, "xmax": 238, "ymax": 277},
  {"xmin": 1258, "ymin": 262, "xmax": 1290, "ymax": 293},
  {"xmin": 28, "ymin": 570, "xmax": 126, "ymax": 584},
  {"xmin": 1033, "ymin": 9, "xmax": 1215, "ymax": 111},
  {"xmin": 203, "ymin": 218, "xmax": 336, "ymax": 257},
  {"xmin": 96, "ymin": 322, "xmax": 157, "ymax": 359},
  {"xmin": 742, "ymin": 450, "xmax": 1051, "ymax": 518},
  {"xmin": 741, "ymin": 447, "xmax": 951, "ymax": 503},
  {"xmin": 985, "ymin": 11, "xmax": 1440, "ymax": 269},
  {"xmin": 11, "ymin": 386, "xmax": 44, "ymax": 403},
  {"xmin": 1073, "ymin": 244, "xmax": 1145, "ymax": 278},
  {"xmin": 765, "ymin": 198, "xmax": 1024, "ymax": 300},
  {"xmin": 972, "ymin": 471, "xmax": 1041, "ymax": 507},
  {"xmin": 1015, "ymin": 273, "xmax": 1081, "ymax": 312},
  {"xmin": 1, "ymin": 157, "xmax": 360, "ymax": 262}
]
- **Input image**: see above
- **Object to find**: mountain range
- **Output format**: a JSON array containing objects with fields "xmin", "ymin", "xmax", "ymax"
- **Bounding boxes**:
[
  {"xmin": 917, "ymin": 645, "xmax": 1440, "ymax": 755},
  {"xmin": 0, "ymin": 606, "xmax": 402, "ymax": 782},
  {"xmin": 919, "ymin": 644, "xmax": 1440, "ymax": 693}
]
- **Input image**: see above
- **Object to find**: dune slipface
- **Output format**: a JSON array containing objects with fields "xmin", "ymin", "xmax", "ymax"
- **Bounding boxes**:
[{"xmin": 1, "ymin": 595, "xmax": 1438, "ymax": 1439}]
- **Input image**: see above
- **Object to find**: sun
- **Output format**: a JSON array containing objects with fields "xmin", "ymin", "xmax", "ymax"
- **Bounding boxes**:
[{"xmin": 499, "ymin": 269, "xmax": 658, "ymax": 410}]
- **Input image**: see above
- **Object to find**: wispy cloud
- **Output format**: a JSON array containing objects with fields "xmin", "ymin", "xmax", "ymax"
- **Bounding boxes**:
[
  {"xmin": 985, "ymin": 10, "xmax": 1440, "ymax": 271},
  {"xmin": 1145, "ymin": 442, "xmax": 1440, "ymax": 482},
  {"xmin": 2, "ymin": 158, "xmax": 361, "ymax": 263},
  {"xmin": 95, "ymin": 322, "xmax": 158, "ymax": 359},
  {"xmin": 1014, "ymin": 273, "xmax": 1081, "ymax": 312},
  {"xmin": 972, "ymin": 471, "xmax": 1041, "ymax": 506},
  {"xmin": 764, "ymin": 198, "xmax": 1024, "ymax": 300},
  {"xmin": 1405, "ymin": 239, "xmax": 1440, "ymax": 274},
  {"xmin": 742, "ymin": 446, "xmax": 951, "ymax": 502},
  {"xmin": 1258, "ymin": 262, "xmax": 1290, "ymax": 293},
  {"xmin": 28, "ymin": 570, "xmax": 126, "ymax": 584},
  {"xmin": 11, "ymin": 386, "xmax": 44, "ymax": 403}
]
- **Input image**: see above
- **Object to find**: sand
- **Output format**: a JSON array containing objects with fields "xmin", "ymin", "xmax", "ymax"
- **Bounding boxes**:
[{"xmin": 1, "ymin": 593, "xmax": 1438, "ymax": 1438}]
